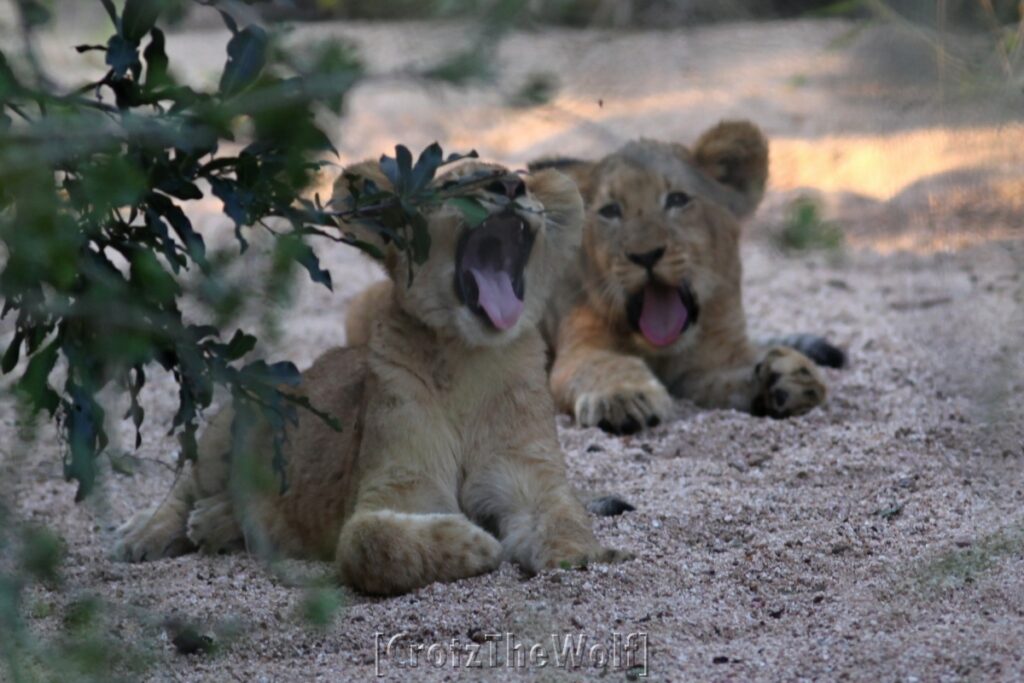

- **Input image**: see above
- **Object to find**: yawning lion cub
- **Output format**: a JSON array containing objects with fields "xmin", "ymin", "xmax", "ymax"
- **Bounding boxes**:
[{"xmin": 115, "ymin": 159, "xmax": 631, "ymax": 594}]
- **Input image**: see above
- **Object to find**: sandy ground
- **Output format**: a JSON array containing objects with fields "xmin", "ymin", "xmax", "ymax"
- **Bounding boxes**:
[{"xmin": 3, "ymin": 12, "xmax": 1024, "ymax": 682}]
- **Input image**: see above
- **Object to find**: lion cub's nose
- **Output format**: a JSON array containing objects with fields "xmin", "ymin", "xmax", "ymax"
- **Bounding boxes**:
[
  {"xmin": 627, "ymin": 247, "xmax": 665, "ymax": 270},
  {"xmin": 488, "ymin": 177, "xmax": 526, "ymax": 200}
]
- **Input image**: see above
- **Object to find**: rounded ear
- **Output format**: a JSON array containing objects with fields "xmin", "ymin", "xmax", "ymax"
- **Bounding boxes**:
[
  {"xmin": 693, "ymin": 120, "xmax": 769, "ymax": 217},
  {"xmin": 528, "ymin": 158, "xmax": 596, "ymax": 203},
  {"xmin": 331, "ymin": 160, "xmax": 401, "ymax": 275},
  {"xmin": 524, "ymin": 168, "xmax": 584, "ymax": 251}
]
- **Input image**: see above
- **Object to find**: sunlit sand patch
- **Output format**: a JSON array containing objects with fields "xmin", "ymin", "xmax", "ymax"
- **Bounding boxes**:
[
  {"xmin": 769, "ymin": 125, "xmax": 1024, "ymax": 200},
  {"xmin": 848, "ymin": 227, "xmax": 1024, "ymax": 256}
]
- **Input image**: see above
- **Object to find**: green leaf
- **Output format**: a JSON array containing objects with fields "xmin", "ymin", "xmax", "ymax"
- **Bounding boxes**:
[
  {"xmin": 225, "ymin": 330, "xmax": 256, "ymax": 360},
  {"xmin": 216, "ymin": 7, "xmax": 239, "ymax": 34},
  {"xmin": 379, "ymin": 144, "xmax": 414, "ymax": 194},
  {"xmin": 126, "ymin": 365, "xmax": 146, "ymax": 450},
  {"xmin": 220, "ymin": 25, "xmax": 268, "ymax": 97},
  {"xmin": 448, "ymin": 197, "xmax": 489, "ymax": 228},
  {"xmin": 295, "ymin": 242, "xmax": 333, "ymax": 291},
  {"xmin": 98, "ymin": 0, "xmax": 118, "ymax": 27},
  {"xmin": 148, "ymin": 192, "xmax": 207, "ymax": 266},
  {"xmin": 106, "ymin": 35, "xmax": 140, "ymax": 79},
  {"xmin": 242, "ymin": 359, "xmax": 302, "ymax": 388},
  {"xmin": 122, "ymin": 0, "xmax": 162, "ymax": 43},
  {"xmin": 131, "ymin": 249, "xmax": 180, "ymax": 304},
  {"xmin": 64, "ymin": 385, "xmax": 107, "ymax": 502},
  {"xmin": 2, "ymin": 328, "xmax": 23, "ymax": 373},
  {"xmin": 0, "ymin": 51, "xmax": 21, "ymax": 100},
  {"xmin": 410, "ymin": 213, "xmax": 431, "ymax": 265},
  {"xmin": 408, "ymin": 142, "xmax": 443, "ymax": 194},
  {"xmin": 17, "ymin": 339, "xmax": 60, "ymax": 415},
  {"xmin": 143, "ymin": 28, "xmax": 171, "ymax": 90},
  {"xmin": 284, "ymin": 393, "xmax": 341, "ymax": 432}
]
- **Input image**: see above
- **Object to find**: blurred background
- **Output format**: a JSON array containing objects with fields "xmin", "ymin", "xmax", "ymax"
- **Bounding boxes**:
[{"xmin": 7, "ymin": 0, "xmax": 1021, "ymax": 252}]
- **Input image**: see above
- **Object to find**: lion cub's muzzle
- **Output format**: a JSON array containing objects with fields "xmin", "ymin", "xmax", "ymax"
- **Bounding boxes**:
[
  {"xmin": 625, "ymin": 279, "xmax": 700, "ymax": 347},
  {"xmin": 455, "ymin": 210, "xmax": 536, "ymax": 331}
]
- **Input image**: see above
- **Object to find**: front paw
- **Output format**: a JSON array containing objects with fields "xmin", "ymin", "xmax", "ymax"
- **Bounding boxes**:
[
  {"xmin": 113, "ymin": 506, "xmax": 194, "ymax": 563},
  {"xmin": 574, "ymin": 380, "xmax": 672, "ymax": 434},
  {"xmin": 752, "ymin": 347, "xmax": 827, "ymax": 418},
  {"xmin": 556, "ymin": 546, "xmax": 635, "ymax": 570}
]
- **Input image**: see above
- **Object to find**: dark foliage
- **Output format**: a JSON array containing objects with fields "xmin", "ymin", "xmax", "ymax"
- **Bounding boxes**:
[{"xmin": 0, "ymin": 0, "xmax": 497, "ymax": 501}]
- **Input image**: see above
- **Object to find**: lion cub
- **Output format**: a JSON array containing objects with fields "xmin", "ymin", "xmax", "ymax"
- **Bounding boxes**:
[
  {"xmin": 115, "ymin": 159, "xmax": 630, "ymax": 594},
  {"xmin": 532, "ymin": 121, "xmax": 844, "ymax": 434}
]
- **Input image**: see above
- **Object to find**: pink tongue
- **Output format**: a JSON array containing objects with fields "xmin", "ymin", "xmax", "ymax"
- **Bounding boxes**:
[
  {"xmin": 639, "ymin": 283, "xmax": 687, "ymax": 346},
  {"xmin": 470, "ymin": 268, "xmax": 524, "ymax": 331}
]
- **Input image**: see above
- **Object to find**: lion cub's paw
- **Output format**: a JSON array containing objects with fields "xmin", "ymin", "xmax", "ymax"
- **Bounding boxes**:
[
  {"xmin": 337, "ymin": 511, "xmax": 503, "ymax": 595},
  {"xmin": 113, "ymin": 506, "xmax": 194, "ymax": 563},
  {"xmin": 186, "ymin": 494, "xmax": 244, "ymax": 555},
  {"xmin": 574, "ymin": 380, "xmax": 672, "ymax": 434},
  {"xmin": 555, "ymin": 546, "xmax": 635, "ymax": 570},
  {"xmin": 752, "ymin": 347, "xmax": 827, "ymax": 418}
]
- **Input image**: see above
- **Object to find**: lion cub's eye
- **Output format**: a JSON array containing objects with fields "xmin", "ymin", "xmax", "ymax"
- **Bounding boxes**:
[
  {"xmin": 598, "ymin": 202, "xmax": 622, "ymax": 219},
  {"xmin": 665, "ymin": 192, "xmax": 691, "ymax": 209}
]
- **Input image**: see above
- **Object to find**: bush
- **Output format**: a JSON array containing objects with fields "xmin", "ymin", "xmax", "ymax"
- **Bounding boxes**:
[{"xmin": 0, "ymin": 0, "xmax": 501, "ymax": 500}]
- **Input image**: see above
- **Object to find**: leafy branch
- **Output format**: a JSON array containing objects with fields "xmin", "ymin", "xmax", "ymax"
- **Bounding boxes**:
[{"xmin": 0, "ymin": 0, "xmax": 488, "ymax": 500}]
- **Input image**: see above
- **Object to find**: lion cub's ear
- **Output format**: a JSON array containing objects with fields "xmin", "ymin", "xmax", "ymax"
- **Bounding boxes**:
[
  {"xmin": 524, "ymin": 167, "xmax": 585, "ymax": 260},
  {"xmin": 528, "ymin": 158, "xmax": 596, "ymax": 203},
  {"xmin": 331, "ymin": 160, "xmax": 402, "ymax": 274},
  {"xmin": 693, "ymin": 120, "xmax": 769, "ymax": 218}
]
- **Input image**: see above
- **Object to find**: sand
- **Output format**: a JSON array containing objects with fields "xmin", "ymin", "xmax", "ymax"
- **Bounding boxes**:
[{"xmin": 2, "ymin": 13, "xmax": 1023, "ymax": 682}]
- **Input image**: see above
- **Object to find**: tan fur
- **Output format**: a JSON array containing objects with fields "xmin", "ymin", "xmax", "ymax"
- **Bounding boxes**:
[
  {"xmin": 539, "ymin": 121, "xmax": 827, "ymax": 433},
  {"xmin": 115, "ymin": 160, "xmax": 630, "ymax": 594}
]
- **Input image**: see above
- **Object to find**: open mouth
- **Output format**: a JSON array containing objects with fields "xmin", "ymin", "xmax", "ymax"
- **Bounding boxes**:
[
  {"xmin": 455, "ymin": 211, "xmax": 535, "ymax": 331},
  {"xmin": 626, "ymin": 280, "xmax": 700, "ymax": 347}
]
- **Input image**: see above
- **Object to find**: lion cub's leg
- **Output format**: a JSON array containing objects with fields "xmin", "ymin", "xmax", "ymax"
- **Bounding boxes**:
[
  {"xmin": 115, "ymin": 406, "xmax": 240, "ymax": 561},
  {"xmin": 551, "ymin": 317, "xmax": 671, "ymax": 435},
  {"xmin": 679, "ymin": 346, "xmax": 827, "ymax": 418},
  {"xmin": 462, "ymin": 373, "xmax": 634, "ymax": 574},
  {"xmin": 333, "ymin": 402, "xmax": 502, "ymax": 594},
  {"xmin": 186, "ymin": 491, "xmax": 245, "ymax": 555},
  {"xmin": 114, "ymin": 469, "xmax": 197, "ymax": 562},
  {"xmin": 465, "ymin": 457, "xmax": 633, "ymax": 573}
]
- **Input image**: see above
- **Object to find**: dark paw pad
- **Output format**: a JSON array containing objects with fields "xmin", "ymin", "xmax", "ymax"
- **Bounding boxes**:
[
  {"xmin": 619, "ymin": 416, "xmax": 641, "ymax": 435},
  {"xmin": 772, "ymin": 388, "xmax": 789, "ymax": 409}
]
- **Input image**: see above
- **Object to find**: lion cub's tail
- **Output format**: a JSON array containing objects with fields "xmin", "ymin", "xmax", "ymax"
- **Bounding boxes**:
[
  {"xmin": 582, "ymin": 494, "xmax": 636, "ymax": 517},
  {"xmin": 758, "ymin": 333, "xmax": 846, "ymax": 369}
]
